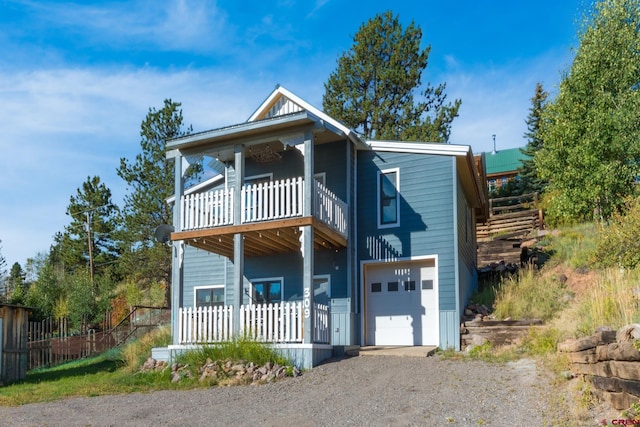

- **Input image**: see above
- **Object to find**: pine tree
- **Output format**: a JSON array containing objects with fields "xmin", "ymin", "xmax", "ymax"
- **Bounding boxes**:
[
  {"xmin": 323, "ymin": 11, "xmax": 460, "ymax": 142},
  {"xmin": 116, "ymin": 99, "xmax": 200, "ymax": 306},
  {"xmin": 52, "ymin": 176, "xmax": 119, "ymax": 278},
  {"xmin": 519, "ymin": 83, "xmax": 549, "ymax": 195}
]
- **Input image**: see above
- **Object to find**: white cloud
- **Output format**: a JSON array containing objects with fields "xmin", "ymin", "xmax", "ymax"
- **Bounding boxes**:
[
  {"xmin": 11, "ymin": 0, "xmax": 229, "ymax": 53},
  {"xmin": 0, "ymin": 65, "xmax": 280, "ymax": 268}
]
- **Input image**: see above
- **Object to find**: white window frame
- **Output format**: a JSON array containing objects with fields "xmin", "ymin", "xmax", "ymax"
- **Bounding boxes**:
[
  {"xmin": 249, "ymin": 276, "xmax": 284, "ymax": 305},
  {"xmin": 377, "ymin": 167, "xmax": 400, "ymax": 229},
  {"xmin": 194, "ymin": 285, "xmax": 225, "ymax": 308}
]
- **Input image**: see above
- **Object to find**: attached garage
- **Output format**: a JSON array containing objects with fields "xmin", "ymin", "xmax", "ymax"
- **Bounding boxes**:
[{"xmin": 363, "ymin": 257, "xmax": 439, "ymax": 346}]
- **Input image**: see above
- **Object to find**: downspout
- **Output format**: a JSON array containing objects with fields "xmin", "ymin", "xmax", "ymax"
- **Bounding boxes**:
[{"xmin": 452, "ymin": 157, "xmax": 461, "ymax": 351}]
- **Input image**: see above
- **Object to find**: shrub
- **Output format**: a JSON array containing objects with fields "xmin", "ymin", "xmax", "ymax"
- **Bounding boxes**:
[
  {"xmin": 121, "ymin": 325, "xmax": 171, "ymax": 372},
  {"xmin": 593, "ymin": 196, "xmax": 640, "ymax": 269},
  {"xmin": 178, "ymin": 336, "xmax": 291, "ymax": 369}
]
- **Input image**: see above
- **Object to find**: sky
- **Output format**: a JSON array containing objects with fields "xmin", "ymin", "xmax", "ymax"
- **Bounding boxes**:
[{"xmin": 0, "ymin": 0, "xmax": 588, "ymax": 269}]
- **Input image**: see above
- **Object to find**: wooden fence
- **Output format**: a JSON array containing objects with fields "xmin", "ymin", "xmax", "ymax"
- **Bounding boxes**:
[
  {"xmin": 27, "ymin": 306, "xmax": 170, "ymax": 370},
  {"xmin": 477, "ymin": 192, "xmax": 543, "ymax": 241},
  {"xmin": 0, "ymin": 304, "xmax": 30, "ymax": 384}
]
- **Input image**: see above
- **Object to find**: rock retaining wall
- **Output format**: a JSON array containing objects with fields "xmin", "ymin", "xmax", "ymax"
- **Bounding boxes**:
[
  {"xmin": 558, "ymin": 326, "xmax": 640, "ymax": 410},
  {"xmin": 460, "ymin": 319, "xmax": 543, "ymax": 350}
]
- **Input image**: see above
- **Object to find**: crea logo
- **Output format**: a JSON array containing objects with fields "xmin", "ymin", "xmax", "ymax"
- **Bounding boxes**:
[{"xmin": 608, "ymin": 419, "xmax": 640, "ymax": 425}]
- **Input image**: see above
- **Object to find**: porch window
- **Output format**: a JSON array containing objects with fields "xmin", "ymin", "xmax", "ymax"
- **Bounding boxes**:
[
  {"xmin": 195, "ymin": 285, "xmax": 224, "ymax": 308},
  {"xmin": 378, "ymin": 168, "xmax": 400, "ymax": 228},
  {"xmin": 251, "ymin": 278, "xmax": 283, "ymax": 305}
]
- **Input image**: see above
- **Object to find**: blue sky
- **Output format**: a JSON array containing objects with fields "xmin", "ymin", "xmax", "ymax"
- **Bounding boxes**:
[{"xmin": 0, "ymin": 0, "xmax": 587, "ymax": 269}]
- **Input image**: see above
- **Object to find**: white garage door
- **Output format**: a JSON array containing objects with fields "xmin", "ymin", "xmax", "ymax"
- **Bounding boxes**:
[{"xmin": 365, "ymin": 259, "xmax": 438, "ymax": 346}]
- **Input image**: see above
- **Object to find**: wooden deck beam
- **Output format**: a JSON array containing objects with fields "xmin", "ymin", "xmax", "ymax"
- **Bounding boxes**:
[{"xmin": 174, "ymin": 216, "xmax": 347, "ymax": 257}]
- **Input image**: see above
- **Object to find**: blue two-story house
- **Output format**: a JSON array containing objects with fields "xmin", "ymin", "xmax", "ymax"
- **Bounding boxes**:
[{"xmin": 156, "ymin": 86, "xmax": 486, "ymax": 368}]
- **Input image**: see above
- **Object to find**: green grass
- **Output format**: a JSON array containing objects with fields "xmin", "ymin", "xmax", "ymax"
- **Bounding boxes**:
[
  {"xmin": 575, "ymin": 268, "xmax": 640, "ymax": 336},
  {"xmin": 539, "ymin": 223, "xmax": 597, "ymax": 269},
  {"xmin": 0, "ymin": 329, "xmax": 294, "ymax": 406},
  {"xmin": 493, "ymin": 267, "xmax": 569, "ymax": 321},
  {"xmin": 0, "ymin": 350, "xmax": 176, "ymax": 406},
  {"xmin": 177, "ymin": 336, "xmax": 290, "ymax": 368}
]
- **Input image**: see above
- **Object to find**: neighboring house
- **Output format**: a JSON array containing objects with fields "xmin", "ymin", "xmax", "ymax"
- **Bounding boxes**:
[
  {"xmin": 0, "ymin": 304, "xmax": 30, "ymax": 385},
  {"xmin": 482, "ymin": 147, "xmax": 530, "ymax": 192},
  {"xmin": 156, "ymin": 86, "xmax": 486, "ymax": 368}
]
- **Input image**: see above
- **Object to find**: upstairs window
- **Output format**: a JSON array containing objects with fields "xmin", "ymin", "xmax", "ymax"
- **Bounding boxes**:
[{"xmin": 378, "ymin": 168, "xmax": 400, "ymax": 228}]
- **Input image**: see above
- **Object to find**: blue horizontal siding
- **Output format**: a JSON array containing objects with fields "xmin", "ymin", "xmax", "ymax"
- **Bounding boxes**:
[
  {"xmin": 183, "ymin": 246, "xmax": 227, "ymax": 308},
  {"xmin": 357, "ymin": 150, "xmax": 457, "ymax": 311}
]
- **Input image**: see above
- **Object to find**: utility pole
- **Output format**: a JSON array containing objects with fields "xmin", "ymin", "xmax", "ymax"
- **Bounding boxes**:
[
  {"xmin": 68, "ymin": 204, "xmax": 111, "ymax": 289},
  {"xmin": 85, "ymin": 211, "xmax": 94, "ymax": 287}
]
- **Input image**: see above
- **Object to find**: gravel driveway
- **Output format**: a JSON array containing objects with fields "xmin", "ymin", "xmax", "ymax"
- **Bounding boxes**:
[{"xmin": 0, "ymin": 355, "xmax": 569, "ymax": 427}]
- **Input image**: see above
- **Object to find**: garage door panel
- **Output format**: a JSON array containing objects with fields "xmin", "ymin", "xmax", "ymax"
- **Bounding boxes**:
[{"xmin": 365, "ymin": 260, "xmax": 438, "ymax": 346}]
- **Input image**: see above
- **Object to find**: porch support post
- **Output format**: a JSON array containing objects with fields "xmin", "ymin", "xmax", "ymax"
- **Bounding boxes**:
[
  {"xmin": 233, "ymin": 144, "xmax": 245, "ymax": 334},
  {"xmin": 171, "ymin": 152, "xmax": 186, "ymax": 345},
  {"xmin": 302, "ymin": 131, "xmax": 315, "ymax": 343}
]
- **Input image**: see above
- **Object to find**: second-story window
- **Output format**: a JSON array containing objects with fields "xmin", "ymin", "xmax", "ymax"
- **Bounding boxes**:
[{"xmin": 378, "ymin": 168, "xmax": 400, "ymax": 228}]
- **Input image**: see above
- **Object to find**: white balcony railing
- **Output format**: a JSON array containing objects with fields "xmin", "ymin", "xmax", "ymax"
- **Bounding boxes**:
[
  {"xmin": 314, "ymin": 180, "xmax": 347, "ymax": 237},
  {"xmin": 242, "ymin": 177, "xmax": 304, "ymax": 223},
  {"xmin": 179, "ymin": 177, "xmax": 347, "ymax": 238},
  {"xmin": 178, "ymin": 302, "xmax": 330, "ymax": 344}
]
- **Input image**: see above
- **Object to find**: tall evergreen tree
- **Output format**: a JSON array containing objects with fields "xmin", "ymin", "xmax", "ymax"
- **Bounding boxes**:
[
  {"xmin": 6, "ymin": 262, "xmax": 26, "ymax": 304},
  {"xmin": 519, "ymin": 83, "xmax": 549, "ymax": 195},
  {"xmin": 116, "ymin": 99, "xmax": 200, "ymax": 306},
  {"xmin": 536, "ymin": 0, "xmax": 640, "ymax": 223},
  {"xmin": 323, "ymin": 11, "xmax": 460, "ymax": 142},
  {"xmin": 52, "ymin": 176, "xmax": 119, "ymax": 278}
]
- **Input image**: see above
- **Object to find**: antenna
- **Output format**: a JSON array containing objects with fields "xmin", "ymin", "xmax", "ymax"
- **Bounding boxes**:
[
  {"xmin": 154, "ymin": 224, "xmax": 175, "ymax": 244},
  {"xmin": 491, "ymin": 134, "xmax": 497, "ymax": 154}
]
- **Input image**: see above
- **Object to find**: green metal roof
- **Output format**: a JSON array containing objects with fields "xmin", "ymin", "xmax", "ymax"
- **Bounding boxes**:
[{"xmin": 484, "ymin": 147, "xmax": 530, "ymax": 175}]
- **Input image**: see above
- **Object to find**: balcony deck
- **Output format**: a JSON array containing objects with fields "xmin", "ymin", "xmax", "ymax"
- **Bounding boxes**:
[{"xmin": 171, "ymin": 177, "xmax": 348, "ymax": 257}]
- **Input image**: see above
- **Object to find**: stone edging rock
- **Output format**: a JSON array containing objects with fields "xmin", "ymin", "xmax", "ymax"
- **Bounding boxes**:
[{"xmin": 139, "ymin": 357, "xmax": 302, "ymax": 386}]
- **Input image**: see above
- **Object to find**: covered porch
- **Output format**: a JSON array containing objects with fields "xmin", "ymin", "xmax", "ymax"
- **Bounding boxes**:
[{"xmin": 172, "ymin": 176, "xmax": 347, "ymax": 258}]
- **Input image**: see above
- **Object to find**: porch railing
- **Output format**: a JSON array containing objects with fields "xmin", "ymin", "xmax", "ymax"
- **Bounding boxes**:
[
  {"xmin": 178, "ymin": 302, "xmax": 330, "ymax": 345},
  {"xmin": 179, "ymin": 177, "xmax": 347, "ymax": 238},
  {"xmin": 242, "ymin": 177, "xmax": 304, "ymax": 223},
  {"xmin": 313, "ymin": 180, "xmax": 347, "ymax": 237}
]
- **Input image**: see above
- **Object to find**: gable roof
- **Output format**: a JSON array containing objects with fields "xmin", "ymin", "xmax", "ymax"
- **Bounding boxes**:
[
  {"xmin": 248, "ymin": 85, "xmax": 367, "ymax": 149},
  {"xmin": 485, "ymin": 147, "xmax": 529, "ymax": 175},
  {"xmin": 167, "ymin": 85, "xmax": 367, "ymax": 156}
]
